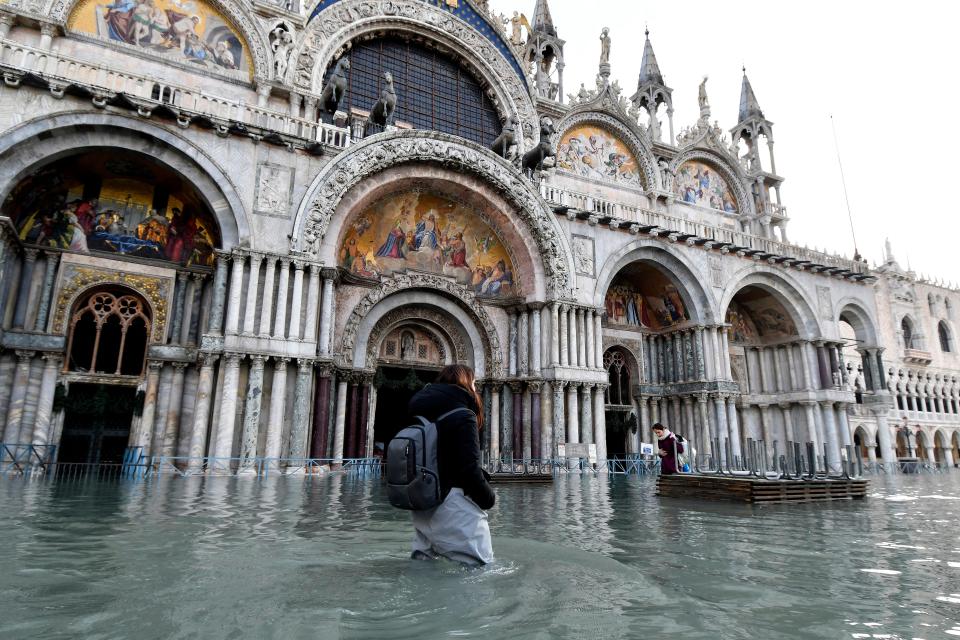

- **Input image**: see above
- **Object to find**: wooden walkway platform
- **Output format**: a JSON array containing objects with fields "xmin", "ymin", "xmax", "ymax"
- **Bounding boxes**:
[
  {"xmin": 488, "ymin": 473, "xmax": 554, "ymax": 484},
  {"xmin": 656, "ymin": 473, "xmax": 868, "ymax": 504}
]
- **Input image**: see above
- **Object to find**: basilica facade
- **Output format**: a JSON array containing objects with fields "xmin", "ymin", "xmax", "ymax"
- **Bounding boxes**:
[{"xmin": 0, "ymin": 0, "xmax": 956, "ymax": 472}]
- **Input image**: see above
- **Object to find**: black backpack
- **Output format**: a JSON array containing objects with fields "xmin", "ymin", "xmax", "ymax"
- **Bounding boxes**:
[{"xmin": 386, "ymin": 408, "xmax": 471, "ymax": 510}]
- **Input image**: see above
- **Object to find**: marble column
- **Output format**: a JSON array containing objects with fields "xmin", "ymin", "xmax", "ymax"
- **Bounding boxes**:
[
  {"xmin": 357, "ymin": 378, "xmax": 371, "ymax": 458},
  {"xmin": 710, "ymin": 327, "xmax": 723, "ymax": 381},
  {"xmin": 0, "ymin": 13, "xmax": 15, "ymax": 40},
  {"xmin": 12, "ymin": 249, "xmax": 38, "ymax": 330},
  {"xmin": 264, "ymin": 358, "xmax": 290, "ymax": 463},
  {"xmin": 510, "ymin": 382, "xmax": 523, "ymax": 457},
  {"xmin": 161, "ymin": 362, "xmax": 188, "ymax": 457},
  {"xmin": 785, "ymin": 343, "xmax": 798, "ymax": 391},
  {"xmin": 577, "ymin": 309, "xmax": 587, "ymax": 367},
  {"xmin": 345, "ymin": 377, "xmax": 360, "ymax": 458},
  {"xmin": 522, "ymin": 383, "xmax": 533, "ymax": 458},
  {"xmin": 33, "ymin": 252, "xmax": 60, "ymax": 332},
  {"xmin": 683, "ymin": 397, "xmax": 696, "ymax": 449},
  {"xmin": 258, "ymin": 257, "xmax": 277, "ymax": 338},
  {"xmin": 304, "ymin": 265, "xmax": 321, "ymax": 343},
  {"xmin": 508, "ymin": 310, "xmax": 518, "ymax": 377},
  {"xmin": 171, "ymin": 272, "xmax": 190, "ymax": 342},
  {"xmin": 664, "ymin": 334, "xmax": 675, "ymax": 383},
  {"xmin": 187, "ymin": 354, "xmax": 218, "ymax": 468},
  {"xmin": 212, "ymin": 354, "xmax": 242, "ymax": 466},
  {"xmin": 552, "ymin": 381, "xmax": 566, "ymax": 452},
  {"xmin": 207, "ymin": 252, "xmax": 229, "ymax": 335},
  {"xmin": 287, "ymin": 262, "xmax": 305, "ymax": 340},
  {"xmin": 272, "ymin": 259, "xmax": 291, "ymax": 339},
  {"xmin": 238, "ymin": 254, "xmax": 260, "ymax": 335},
  {"xmin": 694, "ymin": 327, "xmax": 707, "ymax": 381},
  {"xmin": 584, "ymin": 310, "xmax": 595, "ymax": 369},
  {"xmin": 224, "ymin": 255, "xmax": 245, "ymax": 335},
  {"xmin": 568, "ymin": 307, "xmax": 579, "ymax": 367},
  {"xmin": 558, "ymin": 305, "xmax": 569, "ymax": 367},
  {"xmin": 780, "ymin": 403, "xmax": 795, "ymax": 443},
  {"xmin": 238, "ymin": 356, "xmax": 266, "ymax": 470},
  {"xmin": 489, "ymin": 383, "xmax": 501, "ymax": 462},
  {"xmin": 181, "ymin": 275, "xmax": 201, "ymax": 345},
  {"xmin": 30, "ymin": 354, "xmax": 62, "ymax": 447},
  {"xmin": 289, "ymin": 360, "xmax": 314, "ymax": 461},
  {"xmin": 566, "ymin": 383, "xmax": 579, "ymax": 445},
  {"xmin": 820, "ymin": 401, "xmax": 841, "ymax": 470},
  {"xmin": 4, "ymin": 351, "xmax": 34, "ymax": 445},
  {"xmin": 697, "ymin": 395, "xmax": 713, "ymax": 461},
  {"xmin": 714, "ymin": 395, "xmax": 729, "ymax": 462},
  {"xmin": 580, "ymin": 384, "xmax": 592, "ymax": 445},
  {"xmin": 538, "ymin": 382, "xmax": 550, "ymax": 459},
  {"xmin": 726, "ymin": 399, "xmax": 741, "ymax": 459},
  {"xmin": 800, "ymin": 401, "xmax": 821, "ymax": 461},
  {"xmin": 319, "ymin": 271, "xmax": 336, "ymax": 355},
  {"xmin": 719, "ymin": 327, "xmax": 732, "ymax": 379},
  {"xmin": 639, "ymin": 396, "xmax": 652, "ymax": 446},
  {"xmin": 309, "ymin": 365, "xmax": 331, "ymax": 459},
  {"xmin": 594, "ymin": 311, "xmax": 604, "ymax": 370},
  {"xmin": 872, "ymin": 410, "xmax": 895, "ymax": 468},
  {"xmin": 758, "ymin": 404, "xmax": 774, "ymax": 449},
  {"xmin": 518, "ymin": 308, "xmax": 529, "ymax": 377},
  {"xmin": 332, "ymin": 377, "xmax": 348, "ymax": 464},
  {"xmin": 133, "ymin": 361, "xmax": 163, "ymax": 452},
  {"xmin": 550, "ymin": 303, "xmax": 561, "ymax": 367},
  {"xmin": 834, "ymin": 403, "xmax": 852, "ymax": 448},
  {"xmin": 530, "ymin": 305, "xmax": 542, "ymax": 376},
  {"xmin": 800, "ymin": 341, "xmax": 816, "ymax": 390},
  {"xmin": 594, "ymin": 384, "xmax": 607, "ymax": 465}
]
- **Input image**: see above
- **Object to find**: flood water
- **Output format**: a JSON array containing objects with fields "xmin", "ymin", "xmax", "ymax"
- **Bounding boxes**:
[{"xmin": 2, "ymin": 473, "xmax": 959, "ymax": 640}]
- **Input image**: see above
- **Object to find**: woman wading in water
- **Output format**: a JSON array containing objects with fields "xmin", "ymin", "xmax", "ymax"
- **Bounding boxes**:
[{"xmin": 406, "ymin": 364, "xmax": 495, "ymax": 565}]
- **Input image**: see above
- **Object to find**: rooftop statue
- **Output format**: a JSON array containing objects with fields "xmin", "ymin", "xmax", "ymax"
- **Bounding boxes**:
[{"xmin": 599, "ymin": 27, "xmax": 611, "ymax": 65}]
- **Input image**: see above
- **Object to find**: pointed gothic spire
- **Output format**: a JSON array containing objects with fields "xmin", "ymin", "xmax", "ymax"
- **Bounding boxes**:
[
  {"xmin": 637, "ymin": 28, "xmax": 664, "ymax": 87},
  {"xmin": 738, "ymin": 68, "xmax": 764, "ymax": 122},
  {"xmin": 531, "ymin": 0, "xmax": 556, "ymax": 36}
]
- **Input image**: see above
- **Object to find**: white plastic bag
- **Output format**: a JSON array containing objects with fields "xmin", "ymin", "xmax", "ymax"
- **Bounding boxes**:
[{"xmin": 410, "ymin": 488, "xmax": 493, "ymax": 565}]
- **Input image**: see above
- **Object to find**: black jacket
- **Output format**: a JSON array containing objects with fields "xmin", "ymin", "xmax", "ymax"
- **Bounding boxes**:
[{"xmin": 407, "ymin": 383, "xmax": 496, "ymax": 510}]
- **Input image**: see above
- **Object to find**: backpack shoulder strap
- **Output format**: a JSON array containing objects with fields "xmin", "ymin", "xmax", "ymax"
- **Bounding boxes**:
[{"xmin": 436, "ymin": 407, "xmax": 474, "ymax": 422}]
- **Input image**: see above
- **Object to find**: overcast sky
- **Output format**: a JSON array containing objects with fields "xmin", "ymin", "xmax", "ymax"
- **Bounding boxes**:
[{"xmin": 487, "ymin": 0, "xmax": 959, "ymax": 286}]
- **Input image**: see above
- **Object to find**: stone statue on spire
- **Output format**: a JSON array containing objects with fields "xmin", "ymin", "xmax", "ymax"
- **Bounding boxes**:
[
  {"xmin": 599, "ymin": 27, "xmax": 611, "ymax": 65},
  {"xmin": 698, "ymin": 75, "xmax": 710, "ymax": 123}
]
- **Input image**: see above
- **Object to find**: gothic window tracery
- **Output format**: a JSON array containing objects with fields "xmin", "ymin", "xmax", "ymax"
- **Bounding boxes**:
[
  {"xmin": 603, "ymin": 348, "xmax": 631, "ymax": 406},
  {"xmin": 939, "ymin": 321, "xmax": 952, "ymax": 353},
  {"xmin": 66, "ymin": 288, "xmax": 152, "ymax": 376}
]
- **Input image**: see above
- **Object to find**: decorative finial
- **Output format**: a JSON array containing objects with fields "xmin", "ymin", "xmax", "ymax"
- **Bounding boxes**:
[
  {"xmin": 742, "ymin": 64, "xmax": 746, "ymax": 75},
  {"xmin": 645, "ymin": 24, "xmax": 649, "ymax": 38}
]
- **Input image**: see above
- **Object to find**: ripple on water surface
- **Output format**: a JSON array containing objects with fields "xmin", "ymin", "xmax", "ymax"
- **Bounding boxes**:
[{"xmin": 1, "ymin": 473, "xmax": 959, "ymax": 639}]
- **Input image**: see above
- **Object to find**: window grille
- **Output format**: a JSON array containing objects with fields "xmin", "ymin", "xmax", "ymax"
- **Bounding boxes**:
[
  {"xmin": 66, "ymin": 290, "xmax": 151, "ymax": 376},
  {"xmin": 325, "ymin": 36, "xmax": 501, "ymax": 146}
]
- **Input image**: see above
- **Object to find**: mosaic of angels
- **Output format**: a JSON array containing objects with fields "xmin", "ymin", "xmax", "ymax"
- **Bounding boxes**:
[
  {"xmin": 556, "ymin": 124, "xmax": 642, "ymax": 186},
  {"xmin": 68, "ymin": 0, "xmax": 250, "ymax": 78},
  {"xmin": 604, "ymin": 264, "xmax": 690, "ymax": 331},
  {"xmin": 5, "ymin": 150, "xmax": 219, "ymax": 267},
  {"xmin": 674, "ymin": 160, "xmax": 738, "ymax": 213},
  {"xmin": 339, "ymin": 191, "xmax": 516, "ymax": 298}
]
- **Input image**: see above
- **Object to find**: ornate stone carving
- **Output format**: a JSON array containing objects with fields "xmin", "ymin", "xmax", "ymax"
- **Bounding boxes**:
[
  {"xmin": 365, "ymin": 306, "xmax": 471, "ymax": 369},
  {"xmin": 338, "ymin": 273, "xmax": 504, "ymax": 377},
  {"xmin": 292, "ymin": 130, "xmax": 571, "ymax": 296},
  {"xmin": 270, "ymin": 23, "xmax": 295, "ymax": 83},
  {"xmin": 52, "ymin": 264, "xmax": 172, "ymax": 342},
  {"xmin": 292, "ymin": 0, "xmax": 537, "ymax": 143},
  {"xmin": 254, "ymin": 162, "xmax": 293, "ymax": 217},
  {"xmin": 571, "ymin": 234, "xmax": 595, "ymax": 277}
]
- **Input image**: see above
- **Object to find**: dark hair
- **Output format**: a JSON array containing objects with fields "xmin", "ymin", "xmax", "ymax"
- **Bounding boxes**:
[
  {"xmin": 652, "ymin": 422, "xmax": 666, "ymax": 431},
  {"xmin": 435, "ymin": 364, "xmax": 484, "ymax": 430}
]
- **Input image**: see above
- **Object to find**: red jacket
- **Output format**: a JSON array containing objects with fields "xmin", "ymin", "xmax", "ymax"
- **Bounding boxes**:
[{"xmin": 658, "ymin": 434, "xmax": 684, "ymax": 474}]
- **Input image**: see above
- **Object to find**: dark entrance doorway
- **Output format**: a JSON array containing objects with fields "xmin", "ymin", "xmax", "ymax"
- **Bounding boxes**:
[
  {"xmin": 604, "ymin": 409, "xmax": 633, "ymax": 458},
  {"xmin": 372, "ymin": 366, "xmax": 438, "ymax": 456},
  {"xmin": 57, "ymin": 384, "xmax": 137, "ymax": 465}
]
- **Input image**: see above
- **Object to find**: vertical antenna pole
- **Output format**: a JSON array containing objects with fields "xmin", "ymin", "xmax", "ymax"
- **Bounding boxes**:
[{"xmin": 831, "ymin": 115, "xmax": 860, "ymax": 260}]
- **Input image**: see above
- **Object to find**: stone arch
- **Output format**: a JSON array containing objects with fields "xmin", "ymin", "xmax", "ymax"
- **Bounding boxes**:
[
  {"xmin": 670, "ymin": 148, "xmax": 755, "ymax": 217},
  {"xmin": 836, "ymin": 298, "xmax": 880, "ymax": 347},
  {"xmin": 340, "ymin": 274, "xmax": 503, "ymax": 378},
  {"xmin": 49, "ymin": 0, "xmax": 272, "ymax": 82},
  {"xmin": 938, "ymin": 320, "xmax": 953, "ymax": 352},
  {"xmin": 602, "ymin": 343, "xmax": 640, "ymax": 406},
  {"xmin": 64, "ymin": 284, "xmax": 153, "ymax": 376},
  {"xmin": 933, "ymin": 429, "xmax": 949, "ymax": 463},
  {"xmin": 594, "ymin": 238, "xmax": 717, "ymax": 325},
  {"xmin": 553, "ymin": 109, "xmax": 658, "ymax": 191},
  {"xmin": 900, "ymin": 314, "xmax": 919, "ymax": 349},
  {"xmin": 294, "ymin": 0, "xmax": 537, "ymax": 146},
  {"xmin": 0, "ymin": 111, "xmax": 248, "ymax": 248},
  {"xmin": 719, "ymin": 268, "xmax": 821, "ymax": 340},
  {"xmin": 291, "ymin": 130, "xmax": 573, "ymax": 297},
  {"xmin": 365, "ymin": 305, "xmax": 473, "ymax": 370}
]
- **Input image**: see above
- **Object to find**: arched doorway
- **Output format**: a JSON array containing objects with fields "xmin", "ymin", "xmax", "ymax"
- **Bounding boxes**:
[
  {"xmin": 603, "ymin": 346, "xmax": 638, "ymax": 459},
  {"xmin": 371, "ymin": 323, "xmax": 447, "ymax": 457},
  {"xmin": 58, "ymin": 286, "xmax": 152, "ymax": 465},
  {"xmin": 952, "ymin": 432, "xmax": 960, "ymax": 468}
]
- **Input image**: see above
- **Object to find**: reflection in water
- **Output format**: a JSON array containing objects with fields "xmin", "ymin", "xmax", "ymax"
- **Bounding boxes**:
[{"xmin": 1, "ymin": 474, "xmax": 959, "ymax": 639}]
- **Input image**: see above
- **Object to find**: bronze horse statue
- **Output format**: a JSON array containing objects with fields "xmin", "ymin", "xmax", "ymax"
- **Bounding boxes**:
[
  {"xmin": 490, "ymin": 115, "xmax": 519, "ymax": 159},
  {"xmin": 522, "ymin": 116, "xmax": 555, "ymax": 173},
  {"xmin": 320, "ymin": 57, "xmax": 350, "ymax": 116},
  {"xmin": 367, "ymin": 71, "xmax": 397, "ymax": 128}
]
